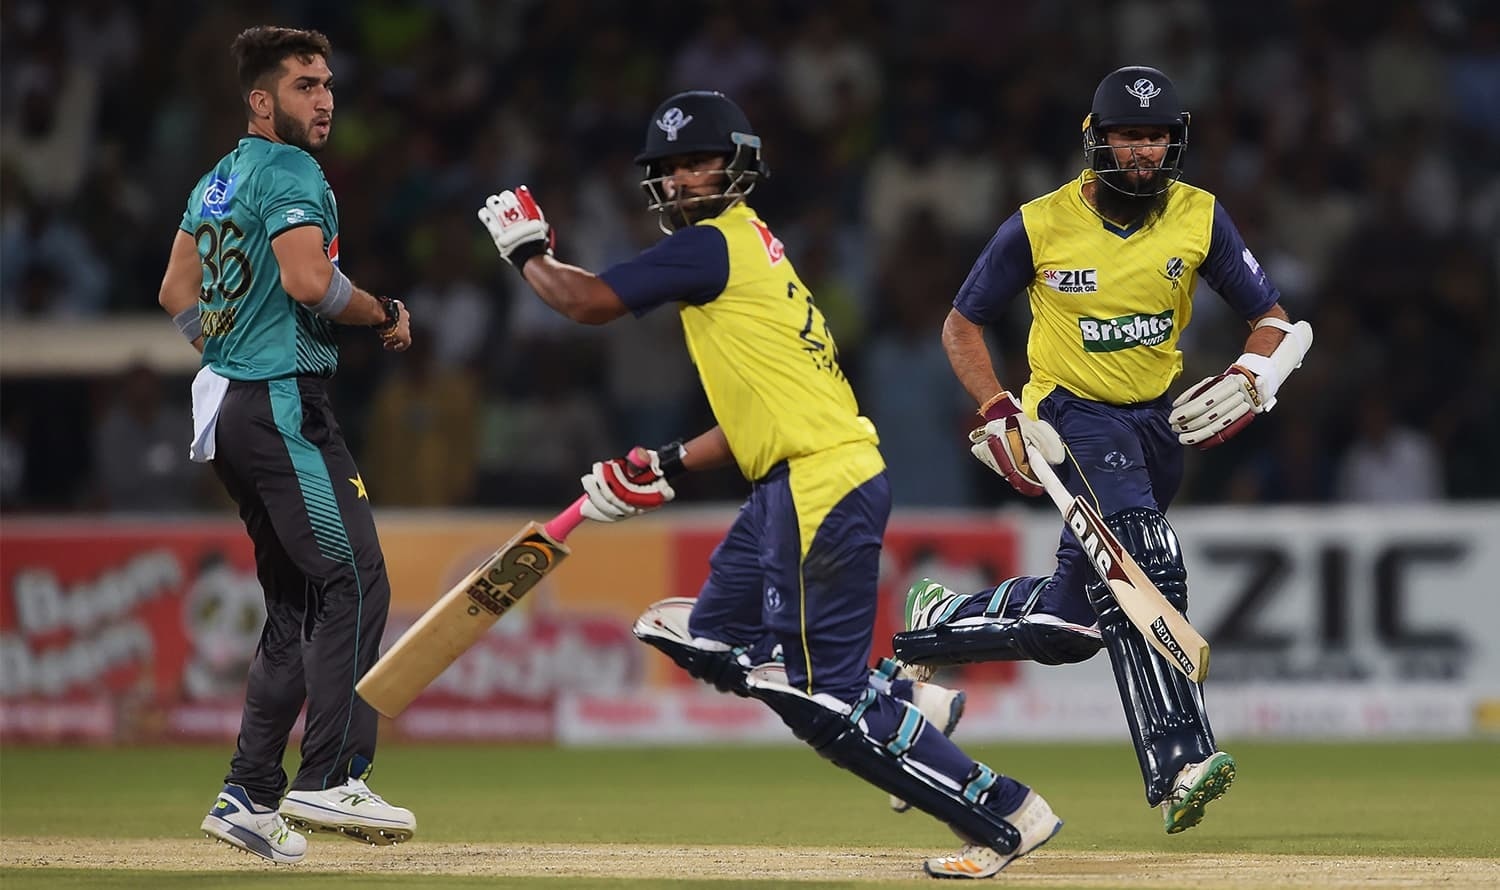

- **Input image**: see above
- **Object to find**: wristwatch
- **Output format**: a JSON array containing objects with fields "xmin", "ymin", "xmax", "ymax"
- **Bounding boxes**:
[{"xmin": 375, "ymin": 297, "xmax": 401, "ymax": 333}]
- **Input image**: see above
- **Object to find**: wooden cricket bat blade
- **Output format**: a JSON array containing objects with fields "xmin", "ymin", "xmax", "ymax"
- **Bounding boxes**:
[
  {"xmin": 357, "ymin": 502, "xmax": 583, "ymax": 718},
  {"xmin": 1024, "ymin": 439, "xmax": 1212, "ymax": 684},
  {"xmin": 1108, "ymin": 575, "xmax": 1210, "ymax": 683}
]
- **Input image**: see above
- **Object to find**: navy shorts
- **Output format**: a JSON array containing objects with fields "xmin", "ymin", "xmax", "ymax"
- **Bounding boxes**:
[
  {"xmin": 1035, "ymin": 386, "xmax": 1182, "ymax": 612},
  {"xmin": 688, "ymin": 443, "xmax": 890, "ymax": 703}
]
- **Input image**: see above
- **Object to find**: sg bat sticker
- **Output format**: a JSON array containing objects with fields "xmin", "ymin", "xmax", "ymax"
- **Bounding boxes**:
[{"xmin": 465, "ymin": 533, "xmax": 565, "ymax": 618}]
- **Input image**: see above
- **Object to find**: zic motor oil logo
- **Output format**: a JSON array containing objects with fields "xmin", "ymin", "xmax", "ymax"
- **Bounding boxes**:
[
  {"xmin": 1078, "ymin": 309, "xmax": 1175, "ymax": 352},
  {"xmin": 1041, "ymin": 268, "xmax": 1098, "ymax": 293}
]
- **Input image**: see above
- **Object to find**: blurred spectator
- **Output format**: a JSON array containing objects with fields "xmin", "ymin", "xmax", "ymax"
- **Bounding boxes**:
[
  {"xmin": 1224, "ymin": 410, "xmax": 1336, "ymax": 505},
  {"xmin": 0, "ymin": 409, "xmax": 27, "ymax": 509},
  {"xmin": 601, "ymin": 309, "xmax": 696, "ymax": 452},
  {"xmin": 404, "ymin": 211, "xmax": 500, "ymax": 371},
  {"xmin": 864, "ymin": 83, "xmax": 1002, "ymax": 247},
  {"xmin": 475, "ymin": 345, "xmax": 612, "ymax": 507},
  {"xmin": 361, "ymin": 328, "xmax": 481, "ymax": 507},
  {"xmin": 0, "ymin": 19, "xmax": 99, "ymax": 204},
  {"xmin": 668, "ymin": 11, "xmax": 773, "ymax": 99},
  {"xmin": 1364, "ymin": 5, "xmax": 1450, "ymax": 129},
  {"xmin": 860, "ymin": 217, "xmax": 975, "ymax": 507},
  {"xmin": 1334, "ymin": 393, "xmax": 1444, "ymax": 503},
  {"xmin": 781, "ymin": 11, "xmax": 882, "ymax": 133},
  {"xmin": 0, "ymin": 1, "xmax": 1492, "ymax": 510},
  {"xmin": 91, "ymin": 362, "xmax": 197, "ymax": 512}
]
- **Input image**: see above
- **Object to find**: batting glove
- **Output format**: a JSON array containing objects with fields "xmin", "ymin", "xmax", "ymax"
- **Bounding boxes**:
[
  {"xmin": 477, "ymin": 186, "xmax": 555, "ymax": 271},
  {"xmin": 1170, "ymin": 358, "xmax": 1268, "ymax": 450},
  {"xmin": 969, "ymin": 392, "xmax": 1065, "ymax": 497},
  {"xmin": 580, "ymin": 447, "xmax": 677, "ymax": 523}
]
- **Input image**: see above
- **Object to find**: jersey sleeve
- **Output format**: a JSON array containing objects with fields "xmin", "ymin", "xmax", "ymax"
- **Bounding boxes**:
[
  {"xmin": 258, "ymin": 151, "xmax": 328, "ymax": 240},
  {"xmin": 599, "ymin": 224, "xmax": 730, "ymax": 316},
  {"xmin": 1199, "ymin": 201, "xmax": 1280, "ymax": 320},
  {"xmin": 952, "ymin": 210, "xmax": 1034, "ymax": 325}
]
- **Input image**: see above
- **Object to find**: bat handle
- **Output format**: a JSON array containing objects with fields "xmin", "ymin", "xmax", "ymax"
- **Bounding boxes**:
[
  {"xmin": 547, "ymin": 448, "xmax": 648, "ymax": 540},
  {"xmin": 544, "ymin": 497, "xmax": 587, "ymax": 541},
  {"xmin": 1024, "ymin": 441, "xmax": 1075, "ymax": 514}
]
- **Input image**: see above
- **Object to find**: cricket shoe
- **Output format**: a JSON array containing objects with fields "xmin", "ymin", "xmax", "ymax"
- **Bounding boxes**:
[
  {"xmin": 280, "ymin": 777, "xmax": 416, "ymax": 845},
  {"xmin": 200, "ymin": 783, "xmax": 306, "ymax": 864},
  {"xmin": 923, "ymin": 790, "xmax": 1062, "ymax": 879},
  {"xmin": 899, "ymin": 579, "xmax": 966, "ymax": 683},
  {"xmin": 889, "ymin": 676, "xmax": 967, "ymax": 813},
  {"xmin": 1162, "ymin": 750, "xmax": 1236, "ymax": 834}
]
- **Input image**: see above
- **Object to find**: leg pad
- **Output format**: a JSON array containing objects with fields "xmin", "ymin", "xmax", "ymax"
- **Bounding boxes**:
[
  {"xmin": 634, "ymin": 598, "xmax": 755, "ymax": 696},
  {"xmin": 1087, "ymin": 509, "xmax": 1214, "ymax": 805},
  {"xmin": 746, "ymin": 664, "xmax": 1021, "ymax": 855}
]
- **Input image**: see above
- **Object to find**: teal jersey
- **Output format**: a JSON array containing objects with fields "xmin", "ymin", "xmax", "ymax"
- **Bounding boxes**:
[{"xmin": 180, "ymin": 136, "xmax": 341, "ymax": 380}]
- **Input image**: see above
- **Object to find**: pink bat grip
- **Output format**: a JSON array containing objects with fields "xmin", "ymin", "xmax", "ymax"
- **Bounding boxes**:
[{"xmin": 543, "ymin": 497, "xmax": 587, "ymax": 541}]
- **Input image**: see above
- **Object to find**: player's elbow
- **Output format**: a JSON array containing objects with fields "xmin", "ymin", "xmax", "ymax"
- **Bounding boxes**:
[
  {"xmin": 567, "ymin": 301, "xmax": 626, "ymax": 325},
  {"xmin": 281, "ymin": 268, "xmax": 328, "ymax": 305},
  {"xmin": 557, "ymin": 279, "xmax": 628, "ymax": 325},
  {"xmin": 941, "ymin": 308, "xmax": 982, "ymax": 349}
]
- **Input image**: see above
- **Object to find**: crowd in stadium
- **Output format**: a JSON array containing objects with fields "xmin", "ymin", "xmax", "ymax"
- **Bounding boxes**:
[{"xmin": 2, "ymin": 0, "xmax": 1496, "ymax": 511}]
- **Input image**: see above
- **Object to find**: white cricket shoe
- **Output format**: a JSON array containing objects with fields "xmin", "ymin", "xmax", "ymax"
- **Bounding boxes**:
[
  {"xmin": 889, "ymin": 676, "xmax": 967, "ymax": 813},
  {"xmin": 1162, "ymin": 750, "xmax": 1236, "ymax": 834},
  {"xmin": 923, "ymin": 790, "xmax": 1062, "ymax": 879},
  {"xmin": 280, "ymin": 777, "xmax": 416, "ymax": 845},
  {"xmin": 200, "ymin": 783, "xmax": 307, "ymax": 864}
]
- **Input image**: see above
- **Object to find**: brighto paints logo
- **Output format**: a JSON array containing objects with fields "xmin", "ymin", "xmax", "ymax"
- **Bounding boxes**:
[{"xmin": 1078, "ymin": 309, "xmax": 1175, "ymax": 353}]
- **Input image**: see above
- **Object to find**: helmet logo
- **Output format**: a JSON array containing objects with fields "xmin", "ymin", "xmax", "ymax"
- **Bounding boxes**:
[
  {"xmin": 655, "ymin": 107, "xmax": 694, "ymax": 142},
  {"xmin": 1125, "ymin": 78, "xmax": 1162, "ymax": 107}
]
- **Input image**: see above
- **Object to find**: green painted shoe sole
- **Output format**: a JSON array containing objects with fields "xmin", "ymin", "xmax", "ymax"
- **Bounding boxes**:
[{"xmin": 1164, "ymin": 752, "xmax": 1237, "ymax": 834}]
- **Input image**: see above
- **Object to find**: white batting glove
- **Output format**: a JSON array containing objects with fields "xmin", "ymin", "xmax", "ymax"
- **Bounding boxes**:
[
  {"xmin": 1170, "ymin": 361, "xmax": 1264, "ymax": 450},
  {"xmin": 477, "ymin": 186, "xmax": 555, "ymax": 270},
  {"xmin": 580, "ymin": 448, "xmax": 676, "ymax": 523},
  {"xmin": 968, "ymin": 392, "xmax": 1065, "ymax": 497}
]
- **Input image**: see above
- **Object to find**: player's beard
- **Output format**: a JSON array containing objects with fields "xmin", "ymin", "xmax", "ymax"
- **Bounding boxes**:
[
  {"xmin": 272, "ymin": 102, "xmax": 326, "ymax": 153},
  {"xmin": 1094, "ymin": 171, "xmax": 1171, "ymax": 229}
]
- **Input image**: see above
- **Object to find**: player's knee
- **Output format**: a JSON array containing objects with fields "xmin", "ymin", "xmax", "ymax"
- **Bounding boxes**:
[
  {"xmin": 1026, "ymin": 622, "xmax": 1104, "ymax": 664},
  {"xmin": 1086, "ymin": 508, "xmax": 1187, "ymax": 624}
]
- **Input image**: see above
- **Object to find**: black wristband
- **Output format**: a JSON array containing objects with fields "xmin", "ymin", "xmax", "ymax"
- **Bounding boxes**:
[
  {"xmin": 655, "ymin": 439, "xmax": 687, "ymax": 480},
  {"xmin": 508, "ymin": 240, "xmax": 550, "ymax": 271},
  {"xmin": 374, "ymin": 297, "xmax": 400, "ymax": 333}
]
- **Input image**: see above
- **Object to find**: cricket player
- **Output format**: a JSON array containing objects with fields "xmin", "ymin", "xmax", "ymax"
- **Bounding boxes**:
[
  {"xmin": 157, "ymin": 26, "xmax": 417, "ymax": 863},
  {"xmin": 891, "ymin": 66, "xmax": 1314, "ymax": 836},
  {"xmin": 478, "ymin": 90, "xmax": 1061, "ymax": 879}
]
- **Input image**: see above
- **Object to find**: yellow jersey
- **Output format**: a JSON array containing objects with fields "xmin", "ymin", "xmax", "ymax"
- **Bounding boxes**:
[
  {"xmin": 600, "ymin": 203, "xmax": 880, "ymax": 484},
  {"xmin": 953, "ymin": 172, "xmax": 1279, "ymax": 412}
]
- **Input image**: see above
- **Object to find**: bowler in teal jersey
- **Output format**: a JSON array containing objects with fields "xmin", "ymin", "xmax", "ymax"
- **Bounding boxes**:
[{"xmin": 156, "ymin": 26, "xmax": 416, "ymax": 864}]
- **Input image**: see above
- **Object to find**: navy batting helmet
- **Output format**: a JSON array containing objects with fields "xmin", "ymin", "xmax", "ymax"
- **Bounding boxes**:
[
  {"xmin": 1083, "ymin": 66, "xmax": 1190, "ymax": 196},
  {"xmin": 636, "ymin": 91, "xmax": 768, "ymax": 232}
]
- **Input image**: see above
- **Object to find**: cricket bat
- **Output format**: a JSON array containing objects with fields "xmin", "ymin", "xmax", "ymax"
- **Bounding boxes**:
[
  {"xmin": 1025, "ymin": 441, "xmax": 1211, "ymax": 682},
  {"xmin": 357, "ymin": 497, "xmax": 588, "ymax": 717}
]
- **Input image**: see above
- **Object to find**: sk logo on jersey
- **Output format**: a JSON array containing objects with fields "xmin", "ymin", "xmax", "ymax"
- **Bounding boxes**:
[
  {"xmin": 655, "ymin": 107, "xmax": 693, "ymax": 141},
  {"xmin": 748, "ymin": 218, "xmax": 785, "ymax": 264},
  {"xmin": 1042, "ymin": 268, "xmax": 1099, "ymax": 293},
  {"xmin": 1126, "ymin": 78, "xmax": 1162, "ymax": 107},
  {"xmin": 327, "ymin": 234, "xmax": 340, "ymax": 267}
]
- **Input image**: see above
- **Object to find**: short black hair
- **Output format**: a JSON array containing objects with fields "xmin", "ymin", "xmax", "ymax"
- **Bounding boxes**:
[{"xmin": 230, "ymin": 26, "xmax": 332, "ymax": 115}]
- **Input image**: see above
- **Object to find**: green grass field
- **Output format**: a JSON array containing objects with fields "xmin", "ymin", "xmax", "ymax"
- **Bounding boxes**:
[{"xmin": 2, "ymin": 741, "xmax": 1497, "ymax": 888}]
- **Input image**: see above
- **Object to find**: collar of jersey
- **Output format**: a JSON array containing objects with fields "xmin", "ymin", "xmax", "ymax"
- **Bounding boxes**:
[{"xmin": 1073, "ymin": 170, "xmax": 1147, "ymax": 240}]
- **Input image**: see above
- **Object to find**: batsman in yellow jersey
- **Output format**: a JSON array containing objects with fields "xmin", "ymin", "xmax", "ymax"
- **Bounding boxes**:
[
  {"xmin": 892, "ymin": 67, "xmax": 1314, "ymax": 840},
  {"xmin": 477, "ymin": 91, "xmax": 1061, "ymax": 879}
]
